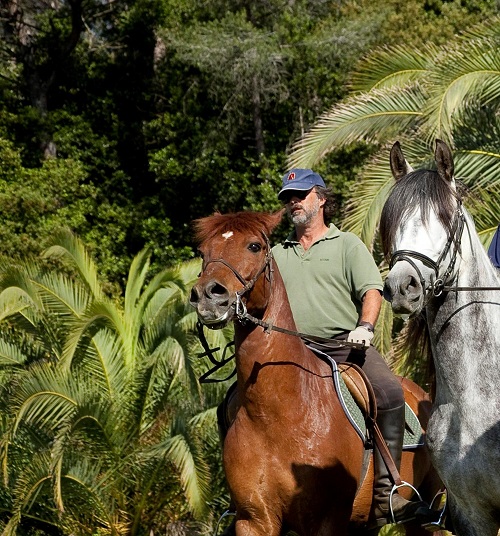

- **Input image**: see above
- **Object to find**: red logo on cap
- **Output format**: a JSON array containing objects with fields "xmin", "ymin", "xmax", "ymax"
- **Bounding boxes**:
[{"xmin": 287, "ymin": 172, "xmax": 295, "ymax": 181}]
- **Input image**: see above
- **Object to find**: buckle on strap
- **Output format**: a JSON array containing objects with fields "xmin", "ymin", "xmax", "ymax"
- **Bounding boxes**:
[{"xmin": 235, "ymin": 293, "xmax": 247, "ymax": 320}]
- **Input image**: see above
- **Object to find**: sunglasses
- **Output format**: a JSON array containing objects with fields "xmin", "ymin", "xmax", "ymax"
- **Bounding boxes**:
[{"xmin": 280, "ymin": 189, "xmax": 311, "ymax": 203}]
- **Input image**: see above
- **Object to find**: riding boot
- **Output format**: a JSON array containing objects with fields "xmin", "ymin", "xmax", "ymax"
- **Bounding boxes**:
[{"xmin": 371, "ymin": 403, "xmax": 430, "ymax": 527}]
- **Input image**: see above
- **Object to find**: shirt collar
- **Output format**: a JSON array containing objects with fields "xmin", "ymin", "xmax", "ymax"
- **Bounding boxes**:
[{"xmin": 284, "ymin": 223, "xmax": 341, "ymax": 245}]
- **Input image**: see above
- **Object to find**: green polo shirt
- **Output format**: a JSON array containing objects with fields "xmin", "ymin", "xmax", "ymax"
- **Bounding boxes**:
[{"xmin": 272, "ymin": 223, "xmax": 383, "ymax": 338}]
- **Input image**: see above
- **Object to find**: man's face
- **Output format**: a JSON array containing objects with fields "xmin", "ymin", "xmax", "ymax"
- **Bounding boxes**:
[{"xmin": 282, "ymin": 188, "xmax": 323, "ymax": 226}]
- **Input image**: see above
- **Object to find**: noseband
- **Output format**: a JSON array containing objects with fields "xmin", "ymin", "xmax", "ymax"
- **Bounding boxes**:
[{"xmin": 389, "ymin": 204, "xmax": 465, "ymax": 299}]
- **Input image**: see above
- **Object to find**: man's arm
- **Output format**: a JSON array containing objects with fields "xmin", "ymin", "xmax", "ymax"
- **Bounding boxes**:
[
  {"xmin": 359, "ymin": 288, "xmax": 382, "ymax": 328},
  {"xmin": 347, "ymin": 289, "xmax": 382, "ymax": 347}
]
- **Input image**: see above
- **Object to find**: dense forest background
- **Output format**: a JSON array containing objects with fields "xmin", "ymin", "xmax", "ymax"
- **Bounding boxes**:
[
  {"xmin": 2, "ymin": 0, "xmax": 496, "ymax": 286},
  {"xmin": 0, "ymin": 0, "xmax": 499, "ymax": 534}
]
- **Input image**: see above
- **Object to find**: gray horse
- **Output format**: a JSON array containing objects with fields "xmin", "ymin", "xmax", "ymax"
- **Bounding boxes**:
[{"xmin": 380, "ymin": 140, "xmax": 500, "ymax": 536}]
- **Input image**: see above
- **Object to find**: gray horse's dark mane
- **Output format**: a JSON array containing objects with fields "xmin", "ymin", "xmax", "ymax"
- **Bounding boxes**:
[{"xmin": 380, "ymin": 169, "xmax": 464, "ymax": 260}]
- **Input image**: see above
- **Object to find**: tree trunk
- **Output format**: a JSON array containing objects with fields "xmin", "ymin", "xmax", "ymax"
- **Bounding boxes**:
[{"xmin": 251, "ymin": 75, "xmax": 265, "ymax": 159}]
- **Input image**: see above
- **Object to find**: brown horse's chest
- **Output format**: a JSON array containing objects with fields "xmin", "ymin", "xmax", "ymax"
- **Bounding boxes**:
[{"xmin": 226, "ymin": 368, "xmax": 362, "ymax": 469}]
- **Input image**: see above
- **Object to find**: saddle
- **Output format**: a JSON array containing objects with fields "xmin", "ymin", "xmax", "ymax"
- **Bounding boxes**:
[{"xmin": 338, "ymin": 362, "xmax": 373, "ymax": 420}]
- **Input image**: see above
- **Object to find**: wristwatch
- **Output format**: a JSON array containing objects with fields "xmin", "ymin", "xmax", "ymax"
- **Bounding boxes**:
[{"xmin": 357, "ymin": 320, "xmax": 374, "ymax": 332}]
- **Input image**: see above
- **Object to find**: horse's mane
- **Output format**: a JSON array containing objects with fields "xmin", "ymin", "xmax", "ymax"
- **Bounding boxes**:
[
  {"xmin": 193, "ymin": 210, "xmax": 283, "ymax": 245},
  {"xmin": 380, "ymin": 169, "xmax": 465, "ymax": 260},
  {"xmin": 402, "ymin": 315, "xmax": 436, "ymax": 399}
]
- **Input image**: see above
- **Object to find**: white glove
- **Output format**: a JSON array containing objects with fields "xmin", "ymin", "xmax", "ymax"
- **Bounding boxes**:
[{"xmin": 347, "ymin": 325, "xmax": 374, "ymax": 348}]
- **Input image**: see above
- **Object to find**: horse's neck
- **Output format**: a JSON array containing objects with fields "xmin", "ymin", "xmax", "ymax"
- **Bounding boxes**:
[
  {"xmin": 426, "ymin": 219, "xmax": 500, "ymax": 408},
  {"xmin": 233, "ymin": 265, "xmax": 319, "ymax": 386}
]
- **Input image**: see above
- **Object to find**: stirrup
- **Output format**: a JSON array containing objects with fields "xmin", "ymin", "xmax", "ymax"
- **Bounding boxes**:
[
  {"xmin": 389, "ymin": 481, "xmax": 423, "ymax": 524},
  {"xmin": 421, "ymin": 490, "xmax": 448, "ymax": 532}
]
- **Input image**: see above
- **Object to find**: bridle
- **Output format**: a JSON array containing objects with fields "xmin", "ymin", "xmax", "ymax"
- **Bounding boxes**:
[
  {"xmin": 389, "ymin": 203, "xmax": 466, "ymax": 301},
  {"xmin": 389, "ymin": 201, "xmax": 500, "ymax": 300},
  {"xmin": 200, "ymin": 233, "xmax": 274, "ymax": 312},
  {"xmin": 195, "ymin": 234, "xmax": 274, "ymax": 383}
]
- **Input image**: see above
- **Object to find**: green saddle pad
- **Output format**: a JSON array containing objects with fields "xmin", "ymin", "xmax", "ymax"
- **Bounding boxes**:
[{"xmin": 334, "ymin": 366, "xmax": 424, "ymax": 449}]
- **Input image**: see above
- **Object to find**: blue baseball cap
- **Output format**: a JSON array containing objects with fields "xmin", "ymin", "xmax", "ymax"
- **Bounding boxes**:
[{"xmin": 278, "ymin": 168, "xmax": 326, "ymax": 200}]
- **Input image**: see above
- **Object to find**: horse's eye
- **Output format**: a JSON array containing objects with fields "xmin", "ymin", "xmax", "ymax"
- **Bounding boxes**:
[{"xmin": 248, "ymin": 242, "xmax": 262, "ymax": 253}]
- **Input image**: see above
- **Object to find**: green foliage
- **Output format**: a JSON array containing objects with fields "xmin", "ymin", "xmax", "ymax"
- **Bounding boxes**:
[
  {"xmin": 2, "ymin": 0, "xmax": 496, "ymax": 283},
  {"xmin": 0, "ymin": 234, "xmax": 233, "ymax": 535}
]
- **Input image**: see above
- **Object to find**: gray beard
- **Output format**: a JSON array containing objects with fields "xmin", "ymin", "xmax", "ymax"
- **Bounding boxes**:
[
  {"xmin": 290, "ymin": 212, "xmax": 309, "ymax": 225},
  {"xmin": 288, "ymin": 201, "xmax": 321, "ymax": 226}
]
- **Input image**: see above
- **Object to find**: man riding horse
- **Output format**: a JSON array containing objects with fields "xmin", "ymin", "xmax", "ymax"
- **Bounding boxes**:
[{"xmin": 272, "ymin": 168, "xmax": 432, "ymax": 528}]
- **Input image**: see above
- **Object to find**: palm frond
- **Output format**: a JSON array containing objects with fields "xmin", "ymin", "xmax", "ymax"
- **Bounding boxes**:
[
  {"xmin": 10, "ymin": 367, "xmax": 78, "ymax": 436},
  {"xmin": 0, "ymin": 266, "xmax": 42, "ymax": 310},
  {"xmin": 423, "ymin": 36, "xmax": 500, "ymax": 142},
  {"xmin": 42, "ymin": 230, "xmax": 103, "ymax": 300},
  {"xmin": 34, "ymin": 273, "xmax": 91, "ymax": 319},
  {"xmin": 147, "ymin": 431, "xmax": 210, "ymax": 519},
  {"xmin": 1, "ymin": 451, "xmax": 53, "ymax": 536},
  {"xmin": 0, "ymin": 287, "xmax": 32, "ymax": 322},
  {"xmin": 288, "ymin": 85, "xmax": 425, "ymax": 168},
  {"xmin": 466, "ymin": 185, "xmax": 500, "ymax": 248},
  {"xmin": 0, "ymin": 338, "xmax": 28, "ymax": 367},
  {"xmin": 351, "ymin": 43, "xmax": 436, "ymax": 92},
  {"xmin": 455, "ymin": 149, "xmax": 500, "ymax": 189},
  {"xmin": 124, "ymin": 249, "xmax": 151, "ymax": 322},
  {"xmin": 138, "ymin": 259, "xmax": 200, "ymax": 327},
  {"xmin": 74, "ymin": 328, "xmax": 128, "ymax": 395},
  {"xmin": 61, "ymin": 300, "xmax": 127, "ymax": 370},
  {"xmin": 189, "ymin": 406, "xmax": 218, "ymax": 430}
]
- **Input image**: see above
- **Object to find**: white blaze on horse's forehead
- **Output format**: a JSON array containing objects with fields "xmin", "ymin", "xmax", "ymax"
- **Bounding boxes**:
[
  {"xmin": 397, "ymin": 209, "xmax": 447, "ymax": 258},
  {"xmin": 222, "ymin": 231, "xmax": 234, "ymax": 240}
]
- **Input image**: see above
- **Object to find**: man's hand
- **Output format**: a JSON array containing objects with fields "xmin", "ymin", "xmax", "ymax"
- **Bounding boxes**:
[{"xmin": 347, "ymin": 325, "xmax": 374, "ymax": 348}]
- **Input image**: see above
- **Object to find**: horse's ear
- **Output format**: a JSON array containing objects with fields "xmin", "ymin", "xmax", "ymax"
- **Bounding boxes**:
[
  {"xmin": 390, "ymin": 141, "xmax": 412, "ymax": 181},
  {"xmin": 267, "ymin": 209, "xmax": 285, "ymax": 234},
  {"xmin": 435, "ymin": 139, "xmax": 454, "ymax": 182}
]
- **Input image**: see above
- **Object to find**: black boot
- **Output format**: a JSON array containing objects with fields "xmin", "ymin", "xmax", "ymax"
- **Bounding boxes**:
[{"xmin": 371, "ymin": 403, "xmax": 430, "ymax": 527}]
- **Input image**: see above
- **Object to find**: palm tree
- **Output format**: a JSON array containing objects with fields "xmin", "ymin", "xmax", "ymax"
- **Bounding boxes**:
[
  {"xmin": 0, "ymin": 230, "xmax": 232, "ymax": 535},
  {"xmin": 289, "ymin": 18, "xmax": 500, "ymax": 239},
  {"xmin": 287, "ymin": 18, "xmax": 500, "ymax": 361}
]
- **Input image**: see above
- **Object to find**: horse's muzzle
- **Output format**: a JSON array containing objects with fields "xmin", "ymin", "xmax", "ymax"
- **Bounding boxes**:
[
  {"xmin": 189, "ymin": 279, "xmax": 235, "ymax": 328},
  {"xmin": 384, "ymin": 270, "xmax": 423, "ymax": 315}
]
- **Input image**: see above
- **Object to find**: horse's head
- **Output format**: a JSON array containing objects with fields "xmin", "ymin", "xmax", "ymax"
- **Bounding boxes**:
[
  {"xmin": 189, "ymin": 210, "xmax": 283, "ymax": 329},
  {"xmin": 381, "ymin": 140, "xmax": 463, "ymax": 316}
]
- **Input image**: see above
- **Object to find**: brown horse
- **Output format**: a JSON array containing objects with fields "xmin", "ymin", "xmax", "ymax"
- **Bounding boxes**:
[{"xmin": 189, "ymin": 210, "xmax": 444, "ymax": 536}]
